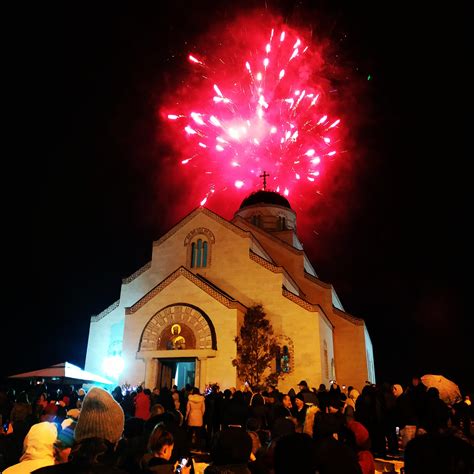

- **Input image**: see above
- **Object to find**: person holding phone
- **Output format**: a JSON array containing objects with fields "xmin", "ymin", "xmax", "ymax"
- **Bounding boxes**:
[{"xmin": 147, "ymin": 424, "xmax": 190, "ymax": 474}]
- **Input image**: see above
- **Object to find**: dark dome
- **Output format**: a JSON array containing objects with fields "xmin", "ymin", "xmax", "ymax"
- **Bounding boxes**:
[{"xmin": 239, "ymin": 190, "xmax": 292, "ymax": 210}]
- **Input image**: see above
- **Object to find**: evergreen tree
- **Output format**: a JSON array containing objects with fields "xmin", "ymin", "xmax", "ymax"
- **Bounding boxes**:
[{"xmin": 233, "ymin": 304, "xmax": 279, "ymax": 388}]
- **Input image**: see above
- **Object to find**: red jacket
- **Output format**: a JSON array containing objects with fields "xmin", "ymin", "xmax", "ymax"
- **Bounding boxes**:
[{"xmin": 134, "ymin": 392, "xmax": 150, "ymax": 420}]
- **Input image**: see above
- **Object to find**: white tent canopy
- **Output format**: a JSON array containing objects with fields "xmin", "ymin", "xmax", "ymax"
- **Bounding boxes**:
[{"xmin": 8, "ymin": 362, "xmax": 113, "ymax": 385}]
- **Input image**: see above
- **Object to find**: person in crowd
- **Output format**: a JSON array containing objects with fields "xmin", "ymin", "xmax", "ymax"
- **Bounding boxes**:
[
  {"xmin": 115, "ymin": 417, "xmax": 146, "ymax": 474},
  {"xmin": 344, "ymin": 388, "xmax": 360, "ymax": 422},
  {"xmin": 312, "ymin": 412, "xmax": 362, "ymax": 474},
  {"xmin": 380, "ymin": 382, "xmax": 398, "ymax": 455},
  {"xmin": 292, "ymin": 393, "xmax": 307, "ymax": 431},
  {"xmin": 135, "ymin": 387, "xmax": 151, "ymax": 421},
  {"xmin": 317, "ymin": 384, "xmax": 329, "ymax": 413},
  {"xmin": 144, "ymin": 424, "xmax": 190, "ymax": 474},
  {"xmin": 204, "ymin": 384, "xmax": 221, "ymax": 443},
  {"xmin": 406, "ymin": 375, "xmax": 427, "ymax": 427},
  {"xmin": 346, "ymin": 420, "xmax": 375, "ymax": 474},
  {"xmin": 122, "ymin": 392, "xmax": 137, "ymax": 419},
  {"xmin": 34, "ymin": 393, "xmax": 49, "ymax": 420},
  {"xmin": 355, "ymin": 384, "xmax": 385, "ymax": 456},
  {"xmin": 244, "ymin": 418, "xmax": 261, "ymax": 462},
  {"xmin": 3, "ymin": 422, "xmax": 57, "ymax": 474},
  {"xmin": 328, "ymin": 382, "xmax": 343, "ymax": 402},
  {"xmin": 273, "ymin": 432, "xmax": 316, "ymax": 474},
  {"xmin": 219, "ymin": 390, "xmax": 233, "ymax": 429},
  {"xmin": 226, "ymin": 391, "xmax": 248, "ymax": 429},
  {"xmin": 186, "ymin": 387, "xmax": 205, "ymax": 450},
  {"xmin": 10, "ymin": 392, "xmax": 33, "ymax": 426},
  {"xmin": 421, "ymin": 387, "xmax": 449, "ymax": 433},
  {"xmin": 272, "ymin": 395, "xmax": 293, "ymax": 421},
  {"xmin": 404, "ymin": 432, "xmax": 473, "ymax": 474},
  {"xmin": 249, "ymin": 389, "xmax": 266, "ymax": 430},
  {"xmin": 54, "ymin": 423, "xmax": 77, "ymax": 464},
  {"xmin": 150, "ymin": 405, "xmax": 165, "ymax": 418},
  {"xmin": 33, "ymin": 386, "xmax": 126, "ymax": 474},
  {"xmin": 204, "ymin": 427, "xmax": 252, "ymax": 474},
  {"xmin": 0, "ymin": 414, "xmax": 32, "ymax": 468},
  {"xmin": 296, "ymin": 381, "xmax": 318, "ymax": 406},
  {"xmin": 112, "ymin": 387, "xmax": 124, "ymax": 405}
]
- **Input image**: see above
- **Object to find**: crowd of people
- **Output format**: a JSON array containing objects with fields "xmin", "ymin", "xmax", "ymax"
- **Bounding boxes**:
[{"xmin": 0, "ymin": 376, "xmax": 472, "ymax": 474}]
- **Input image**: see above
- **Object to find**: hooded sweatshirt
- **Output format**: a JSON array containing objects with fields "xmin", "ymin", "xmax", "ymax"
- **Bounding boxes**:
[
  {"xmin": 345, "ymin": 389, "xmax": 360, "ymax": 410},
  {"xmin": 186, "ymin": 394, "xmax": 205, "ymax": 427},
  {"xmin": 4, "ymin": 422, "xmax": 57, "ymax": 474}
]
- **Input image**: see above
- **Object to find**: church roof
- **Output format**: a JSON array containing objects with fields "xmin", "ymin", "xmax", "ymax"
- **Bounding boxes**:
[
  {"xmin": 125, "ymin": 266, "xmax": 248, "ymax": 314},
  {"xmin": 239, "ymin": 190, "xmax": 292, "ymax": 210}
]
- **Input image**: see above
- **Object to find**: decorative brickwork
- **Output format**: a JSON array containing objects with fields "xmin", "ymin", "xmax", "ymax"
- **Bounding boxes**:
[
  {"xmin": 185, "ymin": 227, "xmax": 215, "ymax": 268},
  {"xmin": 249, "ymin": 251, "xmax": 301, "ymax": 294},
  {"xmin": 125, "ymin": 267, "xmax": 247, "ymax": 315},
  {"xmin": 282, "ymin": 288, "xmax": 317, "ymax": 311},
  {"xmin": 233, "ymin": 215, "xmax": 304, "ymax": 256},
  {"xmin": 90, "ymin": 300, "xmax": 120, "ymax": 322},
  {"xmin": 122, "ymin": 262, "xmax": 152, "ymax": 284},
  {"xmin": 304, "ymin": 271, "xmax": 332, "ymax": 289},
  {"xmin": 249, "ymin": 250, "xmax": 280, "ymax": 273},
  {"xmin": 139, "ymin": 304, "xmax": 214, "ymax": 351},
  {"xmin": 184, "ymin": 227, "xmax": 216, "ymax": 246},
  {"xmin": 153, "ymin": 207, "xmax": 248, "ymax": 247}
]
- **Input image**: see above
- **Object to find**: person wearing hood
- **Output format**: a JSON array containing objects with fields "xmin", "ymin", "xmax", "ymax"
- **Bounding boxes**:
[
  {"xmin": 32, "ymin": 386, "xmax": 126, "ymax": 474},
  {"xmin": 185, "ymin": 388, "xmax": 205, "ymax": 450},
  {"xmin": 4, "ymin": 422, "xmax": 57, "ymax": 474},
  {"xmin": 346, "ymin": 420, "xmax": 375, "ymax": 474},
  {"xmin": 344, "ymin": 389, "xmax": 360, "ymax": 422}
]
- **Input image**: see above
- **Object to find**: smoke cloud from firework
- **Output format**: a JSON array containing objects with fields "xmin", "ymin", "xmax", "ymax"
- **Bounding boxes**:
[{"xmin": 157, "ymin": 11, "xmax": 355, "ymax": 236}]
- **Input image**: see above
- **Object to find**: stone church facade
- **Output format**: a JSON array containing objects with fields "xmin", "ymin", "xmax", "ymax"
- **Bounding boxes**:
[{"xmin": 85, "ymin": 191, "xmax": 375, "ymax": 392}]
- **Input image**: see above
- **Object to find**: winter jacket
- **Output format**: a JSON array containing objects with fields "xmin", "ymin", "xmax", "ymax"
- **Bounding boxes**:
[
  {"xmin": 186, "ymin": 394, "xmax": 205, "ymax": 427},
  {"xmin": 135, "ymin": 392, "xmax": 151, "ymax": 421},
  {"xmin": 4, "ymin": 422, "xmax": 57, "ymax": 474}
]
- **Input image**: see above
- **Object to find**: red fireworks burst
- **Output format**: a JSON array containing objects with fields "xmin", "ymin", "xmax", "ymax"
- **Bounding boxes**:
[{"xmin": 162, "ymin": 17, "xmax": 342, "ymax": 207}]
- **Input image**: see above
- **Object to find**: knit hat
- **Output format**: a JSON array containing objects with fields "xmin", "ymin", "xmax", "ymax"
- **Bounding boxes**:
[{"xmin": 75, "ymin": 387, "xmax": 124, "ymax": 444}]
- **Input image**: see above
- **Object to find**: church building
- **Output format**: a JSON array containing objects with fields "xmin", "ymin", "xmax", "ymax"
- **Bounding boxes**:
[{"xmin": 85, "ymin": 191, "xmax": 375, "ymax": 392}]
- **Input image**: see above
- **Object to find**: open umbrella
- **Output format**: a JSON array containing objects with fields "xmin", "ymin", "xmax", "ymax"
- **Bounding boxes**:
[
  {"xmin": 421, "ymin": 374, "xmax": 462, "ymax": 405},
  {"xmin": 8, "ymin": 361, "xmax": 113, "ymax": 385}
]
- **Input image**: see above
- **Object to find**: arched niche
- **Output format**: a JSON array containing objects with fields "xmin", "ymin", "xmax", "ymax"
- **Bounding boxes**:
[{"xmin": 139, "ymin": 304, "xmax": 217, "ymax": 352}]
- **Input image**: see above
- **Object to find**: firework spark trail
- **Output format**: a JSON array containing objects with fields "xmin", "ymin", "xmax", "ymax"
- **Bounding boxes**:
[{"xmin": 163, "ymin": 21, "xmax": 342, "ymax": 206}]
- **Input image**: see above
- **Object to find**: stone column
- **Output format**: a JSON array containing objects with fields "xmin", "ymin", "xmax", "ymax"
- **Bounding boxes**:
[
  {"xmin": 144, "ymin": 358, "xmax": 158, "ymax": 389},
  {"xmin": 197, "ymin": 357, "xmax": 207, "ymax": 393}
]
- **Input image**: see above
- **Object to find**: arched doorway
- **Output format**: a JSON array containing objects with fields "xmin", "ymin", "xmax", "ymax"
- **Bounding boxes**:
[{"xmin": 137, "ymin": 304, "xmax": 217, "ymax": 390}]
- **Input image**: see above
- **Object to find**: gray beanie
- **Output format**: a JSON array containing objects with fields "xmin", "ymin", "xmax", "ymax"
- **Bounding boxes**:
[{"xmin": 75, "ymin": 386, "xmax": 124, "ymax": 444}]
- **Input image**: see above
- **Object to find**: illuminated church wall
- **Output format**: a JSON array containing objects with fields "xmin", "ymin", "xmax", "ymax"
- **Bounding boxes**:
[{"xmin": 85, "ymin": 195, "xmax": 375, "ymax": 392}]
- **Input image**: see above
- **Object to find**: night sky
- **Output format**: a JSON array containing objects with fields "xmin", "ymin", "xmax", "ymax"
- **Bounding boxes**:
[{"xmin": 4, "ymin": 1, "xmax": 471, "ymax": 393}]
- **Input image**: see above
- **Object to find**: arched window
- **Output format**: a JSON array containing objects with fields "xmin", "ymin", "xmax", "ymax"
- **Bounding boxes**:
[
  {"xmin": 191, "ymin": 239, "xmax": 206, "ymax": 268},
  {"xmin": 203, "ymin": 241, "xmax": 208, "ymax": 266},
  {"xmin": 196, "ymin": 239, "xmax": 202, "ymax": 267},
  {"xmin": 275, "ymin": 340, "xmax": 293, "ymax": 374},
  {"xmin": 278, "ymin": 216, "xmax": 286, "ymax": 230},
  {"xmin": 185, "ymin": 228, "xmax": 215, "ymax": 269},
  {"xmin": 191, "ymin": 242, "xmax": 196, "ymax": 267},
  {"xmin": 281, "ymin": 345, "xmax": 290, "ymax": 373}
]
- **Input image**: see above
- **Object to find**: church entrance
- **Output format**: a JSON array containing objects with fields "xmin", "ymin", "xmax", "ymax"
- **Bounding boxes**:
[{"xmin": 158, "ymin": 357, "xmax": 196, "ymax": 389}]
